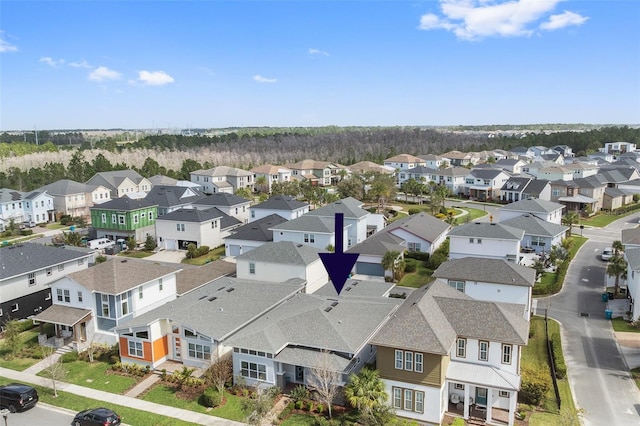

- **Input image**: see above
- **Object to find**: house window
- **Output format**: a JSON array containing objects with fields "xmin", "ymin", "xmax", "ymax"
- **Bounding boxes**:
[
  {"xmin": 454, "ymin": 383, "xmax": 465, "ymax": 390},
  {"xmin": 118, "ymin": 215, "xmax": 125, "ymax": 225},
  {"xmin": 141, "ymin": 212, "xmax": 146, "ymax": 218},
  {"xmin": 502, "ymin": 344, "xmax": 512, "ymax": 364},
  {"xmin": 404, "ymin": 351, "xmax": 413, "ymax": 371},
  {"xmin": 188, "ymin": 342, "xmax": 211, "ymax": 360},
  {"xmin": 408, "ymin": 242, "xmax": 421, "ymax": 252},
  {"xmin": 469, "ymin": 238, "xmax": 474, "ymax": 243},
  {"xmin": 148, "ymin": 212, "xmax": 153, "ymax": 221},
  {"xmin": 499, "ymin": 390, "xmax": 510, "ymax": 398},
  {"xmin": 404, "ymin": 389, "xmax": 413, "ymax": 411},
  {"xmin": 415, "ymin": 391, "xmax": 424, "ymax": 413},
  {"xmin": 139, "ymin": 287, "xmax": 144, "ymax": 299},
  {"xmin": 240, "ymin": 361, "xmax": 267, "ymax": 380},
  {"xmin": 448, "ymin": 280, "xmax": 465, "ymax": 292},
  {"xmin": 11, "ymin": 303, "xmax": 18, "ymax": 312},
  {"xmin": 212, "ymin": 220, "xmax": 218, "ymax": 229},
  {"xmin": 395, "ymin": 350, "xmax": 403, "ymax": 369},
  {"xmin": 159, "ymin": 278, "xmax": 163, "ymax": 291},
  {"xmin": 112, "ymin": 214, "xmax": 117, "ymax": 224},
  {"xmin": 479, "ymin": 341, "xmax": 489, "ymax": 361},
  {"xmin": 28, "ymin": 272, "xmax": 36, "ymax": 286},
  {"xmin": 304, "ymin": 233, "xmax": 315, "ymax": 243},
  {"xmin": 122, "ymin": 297, "xmax": 129, "ymax": 316},
  {"xmin": 251, "ymin": 211, "xmax": 255, "ymax": 218},
  {"xmin": 46, "ymin": 268, "xmax": 52, "ymax": 276},
  {"xmin": 57, "ymin": 289, "xmax": 63, "ymax": 302},
  {"xmin": 101, "ymin": 294, "xmax": 110, "ymax": 316},
  {"xmin": 249, "ymin": 263, "xmax": 256, "ymax": 274},
  {"xmin": 176, "ymin": 223, "xmax": 185, "ymax": 232},
  {"xmin": 128, "ymin": 341, "xmax": 143, "ymax": 358},
  {"xmin": 414, "ymin": 353, "xmax": 423, "ymax": 373},
  {"xmin": 393, "ymin": 388, "xmax": 402, "ymax": 409},
  {"xmin": 101, "ymin": 213, "xmax": 107, "ymax": 224},
  {"xmin": 477, "ymin": 239, "xmax": 482, "ymax": 244},
  {"xmin": 77, "ymin": 291, "xmax": 83, "ymax": 302},
  {"xmin": 457, "ymin": 338, "xmax": 466, "ymax": 358},
  {"xmin": 133, "ymin": 214, "xmax": 139, "ymax": 225},
  {"xmin": 63, "ymin": 289, "xmax": 70, "ymax": 303}
]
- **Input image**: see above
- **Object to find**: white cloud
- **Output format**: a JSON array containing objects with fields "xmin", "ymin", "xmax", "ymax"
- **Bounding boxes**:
[
  {"xmin": 0, "ymin": 35, "xmax": 18, "ymax": 53},
  {"xmin": 137, "ymin": 70, "xmax": 175, "ymax": 86},
  {"xmin": 540, "ymin": 11, "xmax": 589, "ymax": 31},
  {"xmin": 69, "ymin": 60, "xmax": 93, "ymax": 69},
  {"xmin": 253, "ymin": 75, "xmax": 278, "ymax": 83},
  {"xmin": 197, "ymin": 66, "xmax": 215, "ymax": 77},
  {"xmin": 88, "ymin": 66, "xmax": 122, "ymax": 82},
  {"xmin": 418, "ymin": 0, "xmax": 588, "ymax": 40},
  {"xmin": 309, "ymin": 48, "xmax": 329, "ymax": 57},
  {"xmin": 39, "ymin": 57, "xmax": 65, "ymax": 67}
]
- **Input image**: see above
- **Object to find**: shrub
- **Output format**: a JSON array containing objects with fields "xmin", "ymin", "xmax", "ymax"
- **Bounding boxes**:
[
  {"xmin": 519, "ymin": 366, "xmax": 550, "ymax": 406},
  {"xmin": 306, "ymin": 401, "xmax": 315, "ymax": 412},
  {"xmin": 60, "ymin": 351, "xmax": 79, "ymax": 363},
  {"xmin": 404, "ymin": 260, "xmax": 417, "ymax": 273},
  {"xmin": 405, "ymin": 251, "xmax": 429, "ymax": 262},
  {"xmin": 407, "ymin": 207, "xmax": 421, "ymax": 215},
  {"xmin": 427, "ymin": 252, "xmax": 447, "ymax": 270},
  {"xmin": 196, "ymin": 245, "xmax": 210, "ymax": 257},
  {"xmin": 294, "ymin": 400, "xmax": 304, "ymax": 410},
  {"xmin": 451, "ymin": 418, "xmax": 465, "ymax": 426},
  {"xmin": 19, "ymin": 229, "xmax": 33, "ymax": 236},
  {"xmin": 290, "ymin": 384, "xmax": 310, "ymax": 402},
  {"xmin": 315, "ymin": 403, "xmax": 325, "ymax": 414},
  {"xmin": 550, "ymin": 333, "xmax": 567, "ymax": 379},
  {"xmin": 199, "ymin": 387, "xmax": 222, "ymax": 408}
]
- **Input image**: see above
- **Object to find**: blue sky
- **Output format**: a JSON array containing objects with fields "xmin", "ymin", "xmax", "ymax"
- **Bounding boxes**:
[{"xmin": 1, "ymin": 1, "xmax": 639, "ymax": 130}]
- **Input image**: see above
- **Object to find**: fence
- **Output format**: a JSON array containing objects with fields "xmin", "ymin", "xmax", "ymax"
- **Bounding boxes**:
[{"xmin": 544, "ymin": 309, "xmax": 562, "ymax": 410}]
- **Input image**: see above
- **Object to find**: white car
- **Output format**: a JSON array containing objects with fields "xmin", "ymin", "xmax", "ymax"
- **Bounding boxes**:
[{"xmin": 601, "ymin": 248, "xmax": 614, "ymax": 261}]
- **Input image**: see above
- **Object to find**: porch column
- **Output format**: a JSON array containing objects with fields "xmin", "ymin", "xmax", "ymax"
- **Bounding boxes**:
[
  {"xmin": 463, "ymin": 385, "xmax": 470, "ymax": 419},
  {"xmin": 486, "ymin": 388, "xmax": 493, "ymax": 423},
  {"xmin": 508, "ymin": 391, "xmax": 517, "ymax": 426}
]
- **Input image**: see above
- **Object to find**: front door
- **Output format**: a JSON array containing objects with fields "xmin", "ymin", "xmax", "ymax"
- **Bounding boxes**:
[
  {"xmin": 475, "ymin": 387, "xmax": 487, "ymax": 406},
  {"xmin": 295, "ymin": 366, "xmax": 304, "ymax": 383},
  {"xmin": 173, "ymin": 336, "xmax": 182, "ymax": 360},
  {"xmin": 80, "ymin": 322, "xmax": 87, "ymax": 341}
]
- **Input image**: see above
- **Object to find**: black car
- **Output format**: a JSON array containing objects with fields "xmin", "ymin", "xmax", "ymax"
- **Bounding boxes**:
[
  {"xmin": 0, "ymin": 383, "xmax": 39, "ymax": 412},
  {"xmin": 72, "ymin": 408, "xmax": 121, "ymax": 426}
]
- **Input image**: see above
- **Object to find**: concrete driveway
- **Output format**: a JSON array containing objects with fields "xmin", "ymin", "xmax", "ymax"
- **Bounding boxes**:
[{"xmin": 144, "ymin": 249, "xmax": 186, "ymax": 264}]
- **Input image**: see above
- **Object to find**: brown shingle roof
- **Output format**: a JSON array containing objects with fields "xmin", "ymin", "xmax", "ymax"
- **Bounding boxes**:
[{"xmin": 176, "ymin": 260, "xmax": 236, "ymax": 295}]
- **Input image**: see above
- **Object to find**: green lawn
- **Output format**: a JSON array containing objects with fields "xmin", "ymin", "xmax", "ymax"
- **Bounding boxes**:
[
  {"xmin": 398, "ymin": 258, "xmax": 433, "ymax": 288},
  {"xmin": 280, "ymin": 413, "xmax": 319, "ymax": 425},
  {"xmin": 632, "ymin": 368, "xmax": 640, "ymax": 390},
  {"xmin": 37, "ymin": 360, "xmax": 138, "ymax": 394},
  {"xmin": 142, "ymin": 384, "xmax": 248, "ymax": 421},
  {"xmin": 611, "ymin": 317, "xmax": 640, "ymax": 332},
  {"xmin": 181, "ymin": 245, "xmax": 226, "ymax": 265},
  {"xmin": 0, "ymin": 324, "xmax": 53, "ymax": 371},
  {"xmin": 0, "ymin": 376, "xmax": 196, "ymax": 426},
  {"xmin": 118, "ymin": 250, "xmax": 155, "ymax": 258},
  {"xmin": 581, "ymin": 214, "xmax": 624, "ymax": 228}
]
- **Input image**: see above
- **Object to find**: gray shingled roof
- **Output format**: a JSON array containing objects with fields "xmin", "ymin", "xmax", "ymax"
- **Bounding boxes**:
[
  {"xmin": 500, "ymin": 198, "xmax": 564, "ymax": 214},
  {"xmin": 313, "ymin": 279, "xmax": 396, "ymax": 298},
  {"xmin": 625, "ymin": 247, "xmax": 640, "ymax": 270},
  {"xmin": 193, "ymin": 193, "xmax": 249, "ymax": 207},
  {"xmin": 91, "ymin": 197, "xmax": 157, "ymax": 211},
  {"xmin": 622, "ymin": 228, "xmax": 640, "ymax": 246},
  {"xmin": 157, "ymin": 207, "xmax": 222, "ymax": 223},
  {"xmin": 235, "ymin": 241, "xmax": 322, "ymax": 266},
  {"xmin": 501, "ymin": 177, "xmax": 531, "ymax": 191},
  {"xmin": 67, "ymin": 258, "xmax": 181, "ymax": 295},
  {"xmin": 469, "ymin": 168, "xmax": 506, "ymax": 179},
  {"xmin": 226, "ymin": 214, "xmax": 287, "ymax": 242},
  {"xmin": 252, "ymin": 196, "xmax": 308, "ymax": 211},
  {"xmin": 175, "ymin": 261, "xmax": 237, "ymax": 295},
  {"xmin": 305, "ymin": 198, "xmax": 368, "ymax": 219},
  {"xmin": 448, "ymin": 222, "xmax": 523, "ymax": 240},
  {"xmin": 0, "ymin": 188, "xmax": 25, "ymax": 203},
  {"xmin": 371, "ymin": 280, "xmax": 528, "ymax": 354},
  {"xmin": 143, "ymin": 186, "xmax": 204, "ymax": 208},
  {"xmin": 39, "ymin": 179, "xmax": 88, "ymax": 195},
  {"xmin": 270, "ymin": 215, "xmax": 335, "ymax": 233},
  {"xmin": 33, "ymin": 304, "xmax": 91, "ymax": 327},
  {"xmin": 432, "ymin": 257, "xmax": 535, "ymax": 287},
  {"xmin": 117, "ymin": 278, "xmax": 305, "ymax": 341},
  {"xmin": 346, "ymin": 231, "xmax": 405, "ymax": 256},
  {"xmin": 86, "ymin": 170, "xmax": 146, "ymax": 188},
  {"xmin": 384, "ymin": 213, "xmax": 450, "ymax": 243},
  {"xmin": 501, "ymin": 215, "xmax": 568, "ymax": 238},
  {"xmin": 0, "ymin": 243, "xmax": 93, "ymax": 280}
]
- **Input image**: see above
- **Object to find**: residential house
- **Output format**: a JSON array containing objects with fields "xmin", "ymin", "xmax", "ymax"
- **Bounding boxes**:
[
  {"xmin": 625, "ymin": 248, "xmax": 640, "ymax": 322},
  {"xmin": 22, "ymin": 190, "xmax": 54, "ymax": 224},
  {"xmin": 192, "ymin": 193, "xmax": 251, "ymax": 224},
  {"xmin": 148, "ymin": 175, "xmax": 178, "ymax": 187},
  {"xmin": 600, "ymin": 142, "xmax": 637, "ymax": 156},
  {"xmin": 249, "ymin": 195, "xmax": 309, "ymax": 222},
  {"xmin": 284, "ymin": 159, "xmax": 336, "ymax": 186},
  {"xmin": 271, "ymin": 215, "xmax": 346, "ymax": 252},
  {"xmin": 622, "ymin": 227, "xmax": 640, "ymax": 249},
  {"xmin": 587, "ymin": 152, "xmax": 615, "ymax": 163},
  {"xmin": 90, "ymin": 197, "xmax": 158, "ymax": 242},
  {"xmin": 305, "ymin": 197, "xmax": 377, "ymax": 247},
  {"xmin": 501, "ymin": 215, "xmax": 568, "ymax": 254},
  {"xmin": 190, "ymin": 166, "xmax": 254, "ymax": 194},
  {"xmin": 225, "ymin": 214, "xmax": 287, "ymax": 257},
  {"xmin": 236, "ymin": 241, "xmax": 327, "ymax": 294},
  {"xmin": 509, "ymin": 146, "xmax": 535, "ymax": 159},
  {"xmin": 418, "ymin": 154, "xmax": 445, "ymax": 170},
  {"xmin": 33, "ymin": 258, "xmax": 181, "ymax": 349},
  {"xmin": 463, "ymin": 169, "xmax": 511, "ymax": 201},
  {"xmin": 398, "ymin": 166, "xmax": 439, "ymax": 188},
  {"xmin": 538, "ymin": 153, "xmax": 565, "ymax": 165},
  {"xmin": 155, "ymin": 208, "xmax": 241, "ymax": 251},
  {"xmin": 384, "ymin": 154, "xmax": 426, "ymax": 173},
  {"xmin": 384, "ymin": 213, "xmax": 450, "ymax": 255},
  {"xmin": 500, "ymin": 178, "xmax": 552, "ymax": 203},
  {"xmin": 0, "ymin": 243, "xmax": 94, "ymax": 325},
  {"xmin": 347, "ymin": 161, "xmax": 395, "ymax": 176},
  {"xmin": 226, "ymin": 290, "xmax": 401, "ymax": 390},
  {"xmin": 39, "ymin": 179, "xmax": 111, "ymax": 220},
  {"xmin": 441, "ymin": 151, "xmax": 476, "ymax": 167},
  {"xmin": 565, "ymin": 163, "xmax": 599, "ymax": 179},
  {"xmin": 594, "ymin": 167, "xmax": 640, "ymax": 187},
  {"xmin": 530, "ymin": 146, "xmax": 553, "ymax": 158},
  {"xmin": 143, "ymin": 185, "xmax": 204, "ymax": 217},
  {"xmin": 115, "ymin": 278, "xmax": 306, "ymax": 369},
  {"xmin": 570, "ymin": 177, "xmax": 607, "ymax": 212},
  {"xmin": 537, "ymin": 166, "xmax": 574, "ymax": 182},
  {"xmin": 0, "ymin": 188, "xmax": 54, "ymax": 229},
  {"xmin": 494, "ymin": 159, "xmax": 526, "ymax": 175},
  {"xmin": 431, "ymin": 167, "xmax": 469, "ymax": 196},
  {"xmin": 86, "ymin": 170, "xmax": 152, "ymax": 199},
  {"xmin": 346, "ymin": 231, "xmax": 405, "ymax": 278},
  {"xmin": 550, "ymin": 181, "xmax": 597, "ymax": 214},
  {"xmin": 432, "ymin": 257, "xmax": 535, "ymax": 319},
  {"xmin": 448, "ymin": 222, "xmax": 523, "ymax": 263},
  {"xmin": 251, "ymin": 164, "xmax": 293, "ymax": 193},
  {"xmin": 551, "ymin": 145, "xmax": 574, "ymax": 158},
  {"xmin": 603, "ymin": 187, "xmax": 634, "ymax": 211},
  {"xmin": 370, "ymin": 280, "xmax": 528, "ymax": 426},
  {"xmin": 499, "ymin": 198, "xmax": 565, "ymax": 225}
]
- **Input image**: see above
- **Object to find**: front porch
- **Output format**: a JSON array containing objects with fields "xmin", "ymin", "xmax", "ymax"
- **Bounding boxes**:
[
  {"xmin": 447, "ymin": 401, "xmax": 510, "ymax": 425},
  {"xmin": 32, "ymin": 304, "xmax": 92, "ymax": 352}
]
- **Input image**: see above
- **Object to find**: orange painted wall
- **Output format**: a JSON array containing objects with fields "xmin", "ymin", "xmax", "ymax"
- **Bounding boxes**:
[
  {"xmin": 142, "ymin": 341, "xmax": 152, "ymax": 362},
  {"xmin": 153, "ymin": 336, "xmax": 169, "ymax": 361},
  {"xmin": 119, "ymin": 337, "xmax": 127, "ymax": 357},
  {"xmin": 118, "ymin": 337, "xmax": 153, "ymax": 363}
]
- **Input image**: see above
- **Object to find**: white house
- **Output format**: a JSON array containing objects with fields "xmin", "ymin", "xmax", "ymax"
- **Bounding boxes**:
[
  {"xmin": 86, "ymin": 170, "xmax": 152, "ymax": 199},
  {"xmin": 192, "ymin": 193, "xmax": 251, "ymax": 224},
  {"xmin": 448, "ymin": 222, "xmax": 524, "ymax": 263},
  {"xmin": 251, "ymin": 164, "xmax": 292, "ymax": 193},
  {"xmin": 304, "ymin": 197, "xmax": 372, "ymax": 248},
  {"xmin": 384, "ymin": 154, "xmax": 426, "ymax": 173},
  {"xmin": 384, "ymin": 213, "xmax": 450, "ymax": 255},
  {"xmin": 249, "ymin": 196, "xmax": 309, "ymax": 222},
  {"xmin": 224, "ymin": 214, "xmax": 287, "ymax": 257},
  {"xmin": 499, "ymin": 198, "xmax": 565, "ymax": 224},
  {"xmin": 190, "ymin": 166, "xmax": 254, "ymax": 194},
  {"xmin": 155, "ymin": 208, "xmax": 239, "ymax": 251},
  {"xmin": 270, "ymin": 215, "xmax": 347, "ymax": 252},
  {"xmin": 0, "ymin": 188, "xmax": 54, "ymax": 227},
  {"xmin": 463, "ymin": 169, "xmax": 511, "ymax": 201},
  {"xmin": 22, "ymin": 190, "xmax": 54, "ymax": 224},
  {"xmin": 347, "ymin": 231, "xmax": 406, "ymax": 278},
  {"xmin": 600, "ymin": 142, "xmax": 637, "ymax": 155},
  {"xmin": 625, "ymin": 248, "xmax": 640, "ymax": 322}
]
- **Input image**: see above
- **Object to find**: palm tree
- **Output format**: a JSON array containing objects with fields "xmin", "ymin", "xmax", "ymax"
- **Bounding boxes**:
[
  {"xmin": 562, "ymin": 211, "xmax": 580, "ymax": 236},
  {"xmin": 255, "ymin": 175, "xmax": 268, "ymax": 194},
  {"xmin": 381, "ymin": 251, "xmax": 400, "ymax": 281},
  {"xmin": 343, "ymin": 368, "xmax": 388, "ymax": 417},
  {"xmin": 607, "ymin": 255, "xmax": 628, "ymax": 296},
  {"xmin": 612, "ymin": 240, "xmax": 625, "ymax": 257}
]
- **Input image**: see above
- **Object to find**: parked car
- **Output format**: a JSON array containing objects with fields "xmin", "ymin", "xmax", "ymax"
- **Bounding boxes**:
[
  {"xmin": 0, "ymin": 383, "xmax": 39, "ymax": 412},
  {"xmin": 73, "ymin": 408, "xmax": 121, "ymax": 426},
  {"xmin": 601, "ymin": 247, "xmax": 614, "ymax": 261}
]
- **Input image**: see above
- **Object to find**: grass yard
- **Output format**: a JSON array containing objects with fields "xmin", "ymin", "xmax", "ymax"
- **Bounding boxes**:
[
  {"xmin": 142, "ymin": 384, "xmax": 248, "ymax": 421},
  {"xmin": 0, "ymin": 323, "xmax": 53, "ymax": 371},
  {"xmin": 118, "ymin": 250, "xmax": 154, "ymax": 258},
  {"xmin": 398, "ymin": 258, "xmax": 433, "ymax": 288},
  {"xmin": 0, "ymin": 376, "xmax": 196, "ymax": 426},
  {"xmin": 581, "ymin": 214, "xmax": 624, "ymax": 228},
  {"xmin": 611, "ymin": 317, "xmax": 640, "ymax": 332},
  {"xmin": 459, "ymin": 207, "xmax": 488, "ymax": 222},
  {"xmin": 181, "ymin": 245, "xmax": 226, "ymax": 266},
  {"xmin": 46, "ymin": 223, "xmax": 67, "ymax": 230},
  {"xmin": 632, "ymin": 368, "xmax": 640, "ymax": 390},
  {"xmin": 37, "ymin": 360, "xmax": 138, "ymax": 394}
]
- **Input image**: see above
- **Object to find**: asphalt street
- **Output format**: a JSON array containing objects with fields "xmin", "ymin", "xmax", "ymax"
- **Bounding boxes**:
[
  {"xmin": 541, "ymin": 213, "xmax": 640, "ymax": 426},
  {"xmin": 2, "ymin": 403, "xmax": 76, "ymax": 426}
]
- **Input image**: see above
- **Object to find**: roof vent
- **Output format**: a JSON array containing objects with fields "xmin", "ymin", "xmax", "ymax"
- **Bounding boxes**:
[
  {"xmin": 324, "ymin": 307, "xmax": 333, "ymax": 312},
  {"xmin": 217, "ymin": 287, "xmax": 226, "ymax": 291},
  {"xmin": 226, "ymin": 287, "xmax": 235, "ymax": 293},
  {"xmin": 331, "ymin": 301, "xmax": 339, "ymax": 307},
  {"xmin": 208, "ymin": 296, "xmax": 217, "ymax": 302},
  {"xmin": 121, "ymin": 259, "xmax": 128, "ymax": 263},
  {"xmin": 352, "ymin": 281, "xmax": 359, "ymax": 286},
  {"xmin": 199, "ymin": 295, "xmax": 207, "ymax": 300}
]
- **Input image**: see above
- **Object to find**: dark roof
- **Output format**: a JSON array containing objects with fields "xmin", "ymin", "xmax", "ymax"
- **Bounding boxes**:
[
  {"xmin": 501, "ymin": 214, "xmax": 568, "ymax": 238},
  {"xmin": 39, "ymin": 179, "xmax": 88, "ymax": 195},
  {"xmin": 0, "ymin": 243, "xmax": 93, "ymax": 280},
  {"xmin": 206, "ymin": 207, "xmax": 243, "ymax": 229},
  {"xmin": 252, "ymin": 196, "xmax": 308, "ymax": 211},
  {"xmin": 143, "ymin": 186, "xmax": 204, "ymax": 207},
  {"xmin": 226, "ymin": 214, "xmax": 287, "ymax": 242},
  {"xmin": 157, "ymin": 207, "xmax": 223, "ymax": 223},
  {"xmin": 433, "ymin": 257, "xmax": 535, "ymax": 287},
  {"xmin": 236, "ymin": 241, "xmax": 322, "ymax": 266},
  {"xmin": 193, "ymin": 193, "xmax": 250, "ymax": 207},
  {"xmin": 305, "ymin": 197, "xmax": 368, "ymax": 219},
  {"xmin": 91, "ymin": 197, "xmax": 157, "ymax": 211},
  {"xmin": 469, "ymin": 168, "xmax": 506, "ymax": 179}
]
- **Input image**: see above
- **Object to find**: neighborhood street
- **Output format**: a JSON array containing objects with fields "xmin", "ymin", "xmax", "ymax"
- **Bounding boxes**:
[{"xmin": 541, "ymin": 213, "xmax": 640, "ymax": 426}]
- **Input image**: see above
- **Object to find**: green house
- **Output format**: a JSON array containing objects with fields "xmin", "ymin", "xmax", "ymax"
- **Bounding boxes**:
[{"xmin": 90, "ymin": 198, "xmax": 158, "ymax": 242}]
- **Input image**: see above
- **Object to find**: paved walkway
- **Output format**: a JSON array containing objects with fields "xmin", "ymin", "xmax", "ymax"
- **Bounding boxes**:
[
  {"xmin": 124, "ymin": 373, "xmax": 161, "ymax": 397},
  {"xmin": 0, "ymin": 367, "xmax": 245, "ymax": 425},
  {"xmin": 23, "ymin": 351, "xmax": 63, "ymax": 375}
]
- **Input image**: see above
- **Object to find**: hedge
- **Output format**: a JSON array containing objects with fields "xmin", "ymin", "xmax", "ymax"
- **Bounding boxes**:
[{"xmin": 550, "ymin": 333, "xmax": 567, "ymax": 379}]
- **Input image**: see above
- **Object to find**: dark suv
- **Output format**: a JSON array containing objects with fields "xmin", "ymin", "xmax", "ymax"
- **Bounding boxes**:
[
  {"xmin": 73, "ymin": 408, "xmax": 121, "ymax": 426},
  {"xmin": 0, "ymin": 383, "xmax": 38, "ymax": 412}
]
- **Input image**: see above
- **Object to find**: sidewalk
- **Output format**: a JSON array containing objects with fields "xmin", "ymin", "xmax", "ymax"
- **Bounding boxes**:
[{"xmin": 0, "ymin": 367, "xmax": 245, "ymax": 426}]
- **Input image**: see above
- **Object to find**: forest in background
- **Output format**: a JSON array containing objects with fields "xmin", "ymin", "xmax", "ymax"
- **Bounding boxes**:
[{"xmin": 0, "ymin": 125, "xmax": 639, "ymax": 192}]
